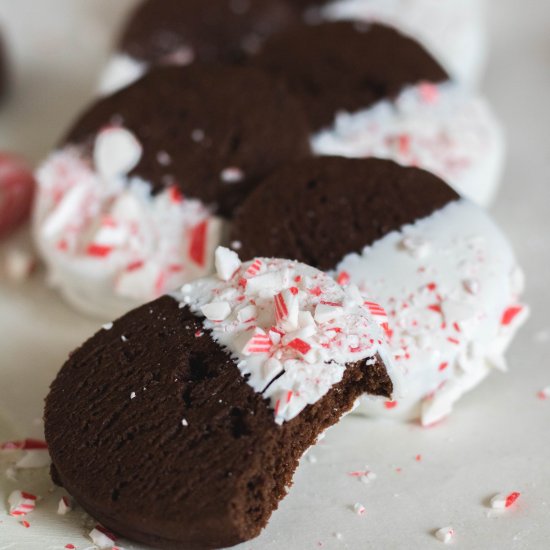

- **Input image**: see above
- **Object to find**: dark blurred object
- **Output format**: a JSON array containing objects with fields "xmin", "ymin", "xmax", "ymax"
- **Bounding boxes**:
[{"xmin": 119, "ymin": 0, "xmax": 305, "ymax": 66}]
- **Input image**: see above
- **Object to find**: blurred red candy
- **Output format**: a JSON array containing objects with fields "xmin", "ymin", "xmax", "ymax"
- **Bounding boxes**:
[{"xmin": 0, "ymin": 153, "xmax": 36, "ymax": 239}]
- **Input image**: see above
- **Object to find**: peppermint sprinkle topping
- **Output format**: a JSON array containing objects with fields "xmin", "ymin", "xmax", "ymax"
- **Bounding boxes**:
[
  {"xmin": 181, "ymin": 248, "xmax": 390, "ymax": 423},
  {"xmin": 353, "ymin": 502, "xmax": 366, "ymax": 516}
]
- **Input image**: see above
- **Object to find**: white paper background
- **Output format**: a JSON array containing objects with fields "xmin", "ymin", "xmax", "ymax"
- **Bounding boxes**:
[{"xmin": 0, "ymin": 0, "xmax": 549, "ymax": 548}]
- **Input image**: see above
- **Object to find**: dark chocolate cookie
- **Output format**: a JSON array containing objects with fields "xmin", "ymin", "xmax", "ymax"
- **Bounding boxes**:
[
  {"xmin": 231, "ymin": 157, "xmax": 459, "ymax": 269},
  {"xmin": 118, "ymin": 0, "xmax": 304, "ymax": 65},
  {"xmin": 45, "ymin": 286, "xmax": 392, "ymax": 548},
  {"xmin": 253, "ymin": 21, "xmax": 449, "ymax": 130},
  {"xmin": 65, "ymin": 64, "xmax": 311, "ymax": 217}
]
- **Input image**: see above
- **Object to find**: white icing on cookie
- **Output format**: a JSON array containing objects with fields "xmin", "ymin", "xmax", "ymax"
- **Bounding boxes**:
[
  {"xmin": 34, "ymin": 127, "xmax": 222, "ymax": 319},
  {"xmin": 312, "ymin": 82, "xmax": 504, "ymax": 206},
  {"xmin": 98, "ymin": 54, "xmax": 147, "ymax": 96},
  {"xmin": 335, "ymin": 200, "xmax": 527, "ymax": 426},
  {"xmin": 179, "ymin": 248, "xmax": 397, "ymax": 424},
  {"xmin": 322, "ymin": 0, "xmax": 486, "ymax": 86}
]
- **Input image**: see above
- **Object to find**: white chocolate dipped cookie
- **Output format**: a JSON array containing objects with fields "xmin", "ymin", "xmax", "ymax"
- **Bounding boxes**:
[
  {"xmin": 231, "ymin": 157, "xmax": 528, "ymax": 426},
  {"xmin": 34, "ymin": 65, "xmax": 311, "ymax": 318}
]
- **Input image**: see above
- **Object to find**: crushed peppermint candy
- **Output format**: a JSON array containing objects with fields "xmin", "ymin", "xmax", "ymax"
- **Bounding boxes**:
[
  {"xmin": 490, "ymin": 492, "xmax": 521, "ymax": 509},
  {"xmin": 8, "ymin": 490, "xmax": 38, "ymax": 517},
  {"xmin": 89, "ymin": 525, "xmax": 117, "ymax": 548},
  {"xmin": 435, "ymin": 526, "xmax": 455, "ymax": 543},
  {"xmin": 181, "ymin": 248, "xmax": 392, "ymax": 423},
  {"xmin": 57, "ymin": 496, "xmax": 73, "ymax": 515},
  {"xmin": 537, "ymin": 387, "xmax": 550, "ymax": 400},
  {"xmin": 353, "ymin": 502, "xmax": 366, "ymax": 516},
  {"xmin": 34, "ymin": 128, "xmax": 223, "ymax": 314}
]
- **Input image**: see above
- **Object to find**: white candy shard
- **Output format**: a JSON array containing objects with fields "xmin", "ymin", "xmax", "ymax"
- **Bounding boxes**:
[
  {"xmin": 94, "ymin": 127, "xmax": 143, "ymax": 179},
  {"xmin": 215, "ymin": 246, "xmax": 241, "ymax": 281},
  {"xmin": 57, "ymin": 496, "xmax": 73, "ymax": 515},
  {"xmin": 201, "ymin": 301, "xmax": 232, "ymax": 322},
  {"xmin": 435, "ymin": 526, "xmax": 455, "ymax": 543},
  {"xmin": 89, "ymin": 526, "xmax": 117, "ymax": 549},
  {"xmin": 15, "ymin": 450, "xmax": 51, "ymax": 469}
]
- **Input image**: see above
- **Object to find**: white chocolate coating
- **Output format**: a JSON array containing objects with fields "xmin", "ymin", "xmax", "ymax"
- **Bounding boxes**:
[
  {"xmin": 312, "ymin": 82, "xmax": 505, "ymax": 206},
  {"xmin": 335, "ymin": 199, "xmax": 527, "ymax": 426},
  {"xmin": 33, "ymin": 127, "xmax": 222, "ymax": 319},
  {"xmin": 179, "ymin": 248, "xmax": 396, "ymax": 424},
  {"xmin": 322, "ymin": 0, "xmax": 486, "ymax": 86}
]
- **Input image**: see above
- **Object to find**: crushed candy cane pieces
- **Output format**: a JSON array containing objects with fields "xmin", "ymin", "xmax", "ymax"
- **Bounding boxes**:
[
  {"xmin": 58, "ymin": 496, "xmax": 73, "ymax": 515},
  {"xmin": 490, "ymin": 492, "xmax": 521, "ymax": 509},
  {"xmin": 89, "ymin": 525, "xmax": 117, "ymax": 549},
  {"xmin": 8, "ymin": 490, "xmax": 37, "ymax": 516}
]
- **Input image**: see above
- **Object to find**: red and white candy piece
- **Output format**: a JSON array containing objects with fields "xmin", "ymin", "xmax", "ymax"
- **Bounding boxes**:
[
  {"xmin": 435, "ymin": 526, "xmax": 455, "ymax": 544},
  {"xmin": 89, "ymin": 525, "xmax": 117, "ymax": 549},
  {"xmin": 215, "ymin": 246, "xmax": 241, "ymax": 281},
  {"xmin": 0, "ymin": 438, "xmax": 48, "ymax": 451},
  {"xmin": 0, "ymin": 153, "xmax": 36, "ymax": 239},
  {"xmin": 490, "ymin": 491, "xmax": 521, "ymax": 509},
  {"xmin": 94, "ymin": 127, "xmax": 143, "ymax": 179},
  {"xmin": 353, "ymin": 502, "xmax": 366, "ymax": 516},
  {"xmin": 8, "ymin": 490, "xmax": 37, "ymax": 517},
  {"xmin": 240, "ymin": 327, "xmax": 272, "ymax": 355}
]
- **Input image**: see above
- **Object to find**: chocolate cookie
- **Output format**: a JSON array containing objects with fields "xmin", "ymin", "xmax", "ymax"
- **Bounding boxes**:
[
  {"xmin": 119, "ymin": 0, "xmax": 303, "ymax": 66},
  {"xmin": 34, "ymin": 64, "xmax": 311, "ymax": 318},
  {"xmin": 231, "ymin": 157, "xmax": 527, "ymax": 427},
  {"xmin": 231, "ymin": 156, "xmax": 458, "ymax": 269},
  {"xmin": 252, "ymin": 21, "xmax": 449, "ymax": 130},
  {"xmin": 66, "ymin": 64, "xmax": 310, "ymax": 216},
  {"xmin": 45, "ymin": 252, "xmax": 395, "ymax": 548}
]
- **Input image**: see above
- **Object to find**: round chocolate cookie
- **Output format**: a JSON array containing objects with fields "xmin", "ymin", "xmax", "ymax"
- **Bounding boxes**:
[
  {"xmin": 65, "ymin": 64, "xmax": 311, "ymax": 217},
  {"xmin": 118, "ymin": 0, "xmax": 304, "ymax": 66},
  {"xmin": 252, "ymin": 21, "xmax": 449, "ymax": 130},
  {"xmin": 45, "ymin": 260, "xmax": 393, "ymax": 548},
  {"xmin": 231, "ymin": 156, "xmax": 458, "ymax": 269}
]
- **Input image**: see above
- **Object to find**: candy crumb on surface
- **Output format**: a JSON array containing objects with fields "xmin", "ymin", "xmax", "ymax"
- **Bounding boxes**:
[
  {"xmin": 435, "ymin": 526, "xmax": 455, "ymax": 543},
  {"xmin": 490, "ymin": 492, "xmax": 521, "ymax": 509}
]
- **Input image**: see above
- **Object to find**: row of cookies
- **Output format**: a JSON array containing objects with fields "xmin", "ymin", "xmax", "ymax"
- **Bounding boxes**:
[{"xmin": 40, "ymin": 2, "xmax": 526, "ymax": 549}]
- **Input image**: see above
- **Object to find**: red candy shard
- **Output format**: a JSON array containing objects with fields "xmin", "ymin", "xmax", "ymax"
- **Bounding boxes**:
[
  {"xmin": 0, "ymin": 439, "xmax": 48, "ymax": 451},
  {"xmin": 438, "ymin": 362, "xmax": 449, "ymax": 372},
  {"xmin": 0, "ymin": 153, "xmax": 36, "ymax": 239},
  {"xmin": 287, "ymin": 338, "xmax": 311, "ymax": 355},
  {"xmin": 501, "ymin": 306, "xmax": 523, "ymax": 326},
  {"xmin": 189, "ymin": 220, "xmax": 208, "ymax": 266},
  {"xmin": 505, "ymin": 492, "xmax": 520, "ymax": 508},
  {"xmin": 384, "ymin": 401, "xmax": 398, "ymax": 409},
  {"xmin": 86, "ymin": 244, "xmax": 114, "ymax": 258},
  {"xmin": 336, "ymin": 271, "xmax": 350, "ymax": 286}
]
